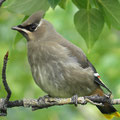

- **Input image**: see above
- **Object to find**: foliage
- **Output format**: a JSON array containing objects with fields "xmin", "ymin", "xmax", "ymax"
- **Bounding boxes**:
[
  {"xmin": 7, "ymin": 0, "xmax": 49, "ymax": 15},
  {"xmin": 0, "ymin": 0, "xmax": 120, "ymax": 120},
  {"xmin": 74, "ymin": 8, "xmax": 104, "ymax": 48},
  {"xmin": 3, "ymin": 0, "xmax": 120, "ymax": 49}
]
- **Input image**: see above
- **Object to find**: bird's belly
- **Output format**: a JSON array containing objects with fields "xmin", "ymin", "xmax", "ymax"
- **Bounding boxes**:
[{"xmin": 31, "ymin": 62, "xmax": 97, "ymax": 98}]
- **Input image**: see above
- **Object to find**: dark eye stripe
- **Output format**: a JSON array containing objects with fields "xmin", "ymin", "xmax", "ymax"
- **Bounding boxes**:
[
  {"xmin": 25, "ymin": 23, "xmax": 38, "ymax": 32},
  {"xmin": 18, "ymin": 23, "xmax": 38, "ymax": 32}
]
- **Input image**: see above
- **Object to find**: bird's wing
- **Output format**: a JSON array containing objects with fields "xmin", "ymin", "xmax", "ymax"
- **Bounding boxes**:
[
  {"xmin": 59, "ymin": 40, "xmax": 111, "ymax": 93},
  {"xmin": 88, "ymin": 60, "xmax": 112, "ymax": 93}
]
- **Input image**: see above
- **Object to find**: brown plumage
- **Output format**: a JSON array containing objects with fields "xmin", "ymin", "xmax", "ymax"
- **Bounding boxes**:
[{"xmin": 12, "ymin": 11, "xmax": 120, "ymax": 119}]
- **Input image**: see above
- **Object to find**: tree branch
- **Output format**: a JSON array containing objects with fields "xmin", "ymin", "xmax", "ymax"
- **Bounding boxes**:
[
  {"xmin": 0, "ymin": 52, "xmax": 120, "ymax": 116},
  {"xmin": 2, "ymin": 51, "xmax": 11, "ymax": 103}
]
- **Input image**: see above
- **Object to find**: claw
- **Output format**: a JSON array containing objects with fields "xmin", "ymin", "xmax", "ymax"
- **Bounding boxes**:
[
  {"xmin": 72, "ymin": 95, "xmax": 78, "ymax": 107},
  {"xmin": 37, "ymin": 95, "xmax": 50, "ymax": 103},
  {"xmin": 32, "ymin": 95, "xmax": 51, "ymax": 111},
  {"xmin": 104, "ymin": 93, "xmax": 112, "ymax": 99}
]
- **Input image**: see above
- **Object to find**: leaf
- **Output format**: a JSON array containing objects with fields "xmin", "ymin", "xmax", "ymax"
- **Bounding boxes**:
[
  {"xmin": 98, "ymin": 0, "xmax": 120, "ymax": 30},
  {"xmin": 2, "ymin": 0, "xmax": 15, "ymax": 7},
  {"xmin": 97, "ymin": 2, "xmax": 111, "ymax": 29},
  {"xmin": 74, "ymin": 8, "xmax": 104, "ymax": 48},
  {"xmin": 13, "ymin": 16, "xmax": 29, "ymax": 47},
  {"xmin": 72, "ymin": 0, "xmax": 87, "ymax": 9},
  {"xmin": 7, "ymin": 0, "xmax": 49, "ymax": 15},
  {"xmin": 48, "ymin": 0, "xmax": 60, "ymax": 9},
  {"xmin": 59, "ymin": 0, "xmax": 68, "ymax": 9}
]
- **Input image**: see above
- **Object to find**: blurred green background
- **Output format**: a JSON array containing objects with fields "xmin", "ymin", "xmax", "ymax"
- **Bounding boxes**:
[{"xmin": 0, "ymin": 1, "xmax": 120, "ymax": 120}]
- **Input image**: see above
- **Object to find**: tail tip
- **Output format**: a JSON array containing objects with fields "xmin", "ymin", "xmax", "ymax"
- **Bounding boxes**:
[
  {"xmin": 114, "ymin": 112, "xmax": 120, "ymax": 117},
  {"xmin": 104, "ymin": 112, "xmax": 120, "ymax": 119}
]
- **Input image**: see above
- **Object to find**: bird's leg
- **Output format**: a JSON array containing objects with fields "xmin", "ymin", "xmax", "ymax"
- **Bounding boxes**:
[
  {"xmin": 37, "ymin": 95, "xmax": 51, "ymax": 103},
  {"xmin": 32, "ymin": 95, "xmax": 51, "ymax": 111},
  {"xmin": 71, "ymin": 94, "xmax": 78, "ymax": 107}
]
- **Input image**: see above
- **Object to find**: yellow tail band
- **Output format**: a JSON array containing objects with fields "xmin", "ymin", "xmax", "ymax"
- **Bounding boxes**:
[{"xmin": 104, "ymin": 112, "xmax": 120, "ymax": 119}]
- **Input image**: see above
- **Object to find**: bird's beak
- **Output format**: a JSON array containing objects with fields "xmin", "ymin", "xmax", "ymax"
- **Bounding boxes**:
[
  {"xmin": 11, "ymin": 25, "xmax": 23, "ymax": 31},
  {"xmin": 11, "ymin": 25, "xmax": 29, "ymax": 35},
  {"xmin": 11, "ymin": 25, "xmax": 30, "ymax": 40}
]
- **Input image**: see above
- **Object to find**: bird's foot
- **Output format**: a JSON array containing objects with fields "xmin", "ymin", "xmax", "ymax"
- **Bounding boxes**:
[
  {"xmin": 37, "ymin": 95, "xmax": 51, "ymax": 103},
  {"xmin": 71, "ymin": 94, "xmax": 78, "ymax": 107},
  {"xmin": 104, "ymin": 93, "xmax": 112, "ymax": 99},
  {"xmin": 32, "ymin": 95, "xmax": 51, "ymax": 111}
]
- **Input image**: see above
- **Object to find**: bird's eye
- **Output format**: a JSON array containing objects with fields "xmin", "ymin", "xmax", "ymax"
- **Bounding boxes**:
[{"xmin": 26, "ymin": 23, "xmax": 38, "ymax": 32}]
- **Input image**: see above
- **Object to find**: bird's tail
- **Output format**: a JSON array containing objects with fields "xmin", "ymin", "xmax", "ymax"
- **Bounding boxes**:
[
  {"xmin": 96, "ymin": 104, "xmax": 120, "ymax": 119},
  {"xmin": 92, "ymin": 88, "xmax": 120, "ymax": 119}
]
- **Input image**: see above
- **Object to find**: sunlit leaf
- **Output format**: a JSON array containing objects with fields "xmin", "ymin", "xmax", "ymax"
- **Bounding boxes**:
[
  {"xmin": 7, "ymin": 0, "xmax": 49, "ymax": 15},
  {"xmin": 74, "ymin": 8, "xmax": 104, "ymax": 48},
  {"xmin": 98, "ymin": 0, "xmax": 120, "ymax": 30}
]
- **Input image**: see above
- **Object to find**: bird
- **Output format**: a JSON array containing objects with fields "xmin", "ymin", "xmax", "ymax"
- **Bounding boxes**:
[{"xmin": 12, "ymin": 11, "xmax": 120, "ymax": 119}]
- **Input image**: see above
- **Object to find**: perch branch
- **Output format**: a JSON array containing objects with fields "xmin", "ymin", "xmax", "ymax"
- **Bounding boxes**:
[{"xmin": 0, "ymin": 52, "xmax": 120, "ymax": 116}]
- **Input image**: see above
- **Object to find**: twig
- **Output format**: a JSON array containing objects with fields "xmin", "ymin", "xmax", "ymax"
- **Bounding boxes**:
[
  {"xmin": 2, "ymin": 51, "xmax": 11, "ymax": 103},
  {"xmin": 0, "ymin": 52, "xmax": 120, "ymax": 116},
  {"xmin": 0, "ymin": 0, "xmax": 6, "ymax": 7},
  {"xmin": 0, "ymin": 51, "xmax": 10, "ymax": 116}
]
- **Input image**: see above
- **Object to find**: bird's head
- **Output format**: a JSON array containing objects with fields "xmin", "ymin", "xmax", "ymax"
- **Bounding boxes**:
[{"xmin": 12, "ymin": 11, "xmax": 54, "ymax": 41}]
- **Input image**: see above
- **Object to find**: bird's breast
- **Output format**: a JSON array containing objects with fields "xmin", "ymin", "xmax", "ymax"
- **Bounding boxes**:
[
  {"xmin": 29, "ymin": 55, "xmax": 70, "ymax": 97},
  {"xmin": 27, "ymin": 42, "xmax": 97, "ymax": 97}
]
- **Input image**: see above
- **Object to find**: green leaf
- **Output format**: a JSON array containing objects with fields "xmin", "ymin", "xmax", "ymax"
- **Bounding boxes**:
[
  {"xmin": 72, "ymin": 0, "xmax": 87, "ymax": 9},
  {"xmin": 59, "ymin": 0, "xmax": 68, "ymax": 9},
  {"xmin": 2, "ymin": 0, "xmax": 15, "ymax": 7},
  {"xmin": 98, "ymin": 0, "xmax": 120, "ymax": 30},
  {"xmin": 7, "ymin": 0, "xmax": 49, "ymax": 15},
  {"xmin": 13, "ymin": 16, "xmax": 29, "ymax": 47},
  {"xmin": 48, "ymin": 0, "xmax": 60, "ymax": 9},
  {"xmin": 97, "ymin": 2, "xmax": 111, "ymax": 29},
  {"xmin": 74, "ymin": 8, "xmax": 104, "ymax": 48}
]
